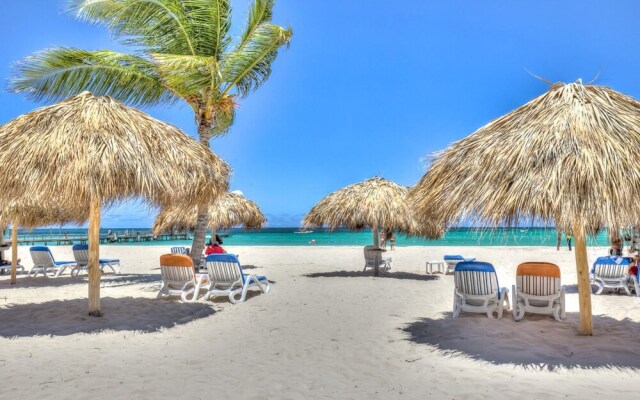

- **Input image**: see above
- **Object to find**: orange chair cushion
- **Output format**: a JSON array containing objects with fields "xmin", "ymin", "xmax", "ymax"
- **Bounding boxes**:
[
  {"xmin": 160, "ymin": 254, "xmax": 194, "ymax": 268},
  {"xmin": 516, "ymin": 262, "xmax": 560, "ymax": 278}
]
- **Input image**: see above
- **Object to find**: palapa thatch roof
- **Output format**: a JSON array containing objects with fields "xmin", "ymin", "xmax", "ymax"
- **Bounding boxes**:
[
  {"xmin": 0, "ymin": 197, "xmax": 88, "ymax": 229},
  {"xmin": 303, "ymin": 177, "xmax": 442, "ymax": 238},
  {"xmin": 153, "ymin": 192, "xmax": 266, "ymax": 234},
  {"xmin": 0, "ymin": 91, "xmax": 230, "ymax": 207},
  {"xmin": 410, "ymin": 82, "xmax": 640, "ymax": 233}
]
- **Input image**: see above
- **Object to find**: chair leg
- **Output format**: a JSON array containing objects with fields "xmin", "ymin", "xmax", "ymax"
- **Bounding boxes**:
[{"xmin": 594, "ymin": 280, "xmax": 604, "ymax": 295}]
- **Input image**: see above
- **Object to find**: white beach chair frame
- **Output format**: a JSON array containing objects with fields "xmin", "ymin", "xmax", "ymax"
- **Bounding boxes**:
[
  {"xmin": 591, "ymin": 261, "xmax": 634, "ymax": 296},
  {"xmin": 363, "ymin": 246, "xmax": 392, "ymax": 273},
  {"xmin": 170, "ymin": 246, "xmax": 190, "ymax": 255},
  {"xmin": 157, "ymin": 256, "xmax": 206, "ymax": 303},
  {"xmin": 29, "ymin": 247, "xmax": 75, "ymax": 278},
  {"xmin": 452, "ymin": 267, "xmax": 510, "ymax": 319},
  {"xmin": 71, "ymin": 246, "xmax": 121, "ymax": 277},
  {"xmin": 203, "ymin": 255, "xmax": 270, "ymax": 304},
  {"xmin": 512, "ymin": 274, "xmax": 565, "ymax": 322}
]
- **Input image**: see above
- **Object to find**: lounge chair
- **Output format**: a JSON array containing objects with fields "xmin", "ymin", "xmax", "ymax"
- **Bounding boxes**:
[
  {"xmin": 203, "ymin": 254, "xmax": 270, "ymax": 303},
  {"xmin": 157, "ymin": 254, "xmax": 207, "ymax": 302},
  {"xmin": 171, "ymin": 246, "xmax": 190, "ymax": 255},
  {"xmin": 363, "ymin": 245, "xmax": 392, "ymax": 273},
  {"xmin": 512, "ymin": 262, "xmax": 565, "ymax": 321},
  {"xmin": 444, "ymin": 255, "xmax": 476, "ymax": 275},
  {"xmin": 0, "ymin": 262, "xmax": 24, "ymax": 275},
  {"xmin": 29, "ymin": 246, "xmax": 76, "ymax": 278},
  {"xmin": 453, "ymin": 261, "xmax": 510, "ymax": 319},
  {"xmin": 591, "ymin": 256, "xmax": 635, "ymax": 296},
  {"xmin": 70, "ymin": 244, "xmax": 121, "ymax": 277},
  {"xmin": 0, "ymin": 244, "xmax": 24, "ymax": 275}
]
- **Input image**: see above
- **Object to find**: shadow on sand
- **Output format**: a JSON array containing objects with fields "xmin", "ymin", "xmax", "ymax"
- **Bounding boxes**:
[
  {"xmin": 402, "ymin": 311, "xmax": 640, "ymax": 370},
  {"xmin": 304, "ymin": 270, "xmax": 439, "ymax": 282},
  {"xmin": 0, "ymin": 297, "xmax": 214, "ymax": 337},
  {"xmin": 0, "ymin": 273, "xmax": 162, "ymax": 289}
]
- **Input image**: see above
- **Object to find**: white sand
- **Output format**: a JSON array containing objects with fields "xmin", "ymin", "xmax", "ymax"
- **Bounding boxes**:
[{"xmin": 1, "ymin": 244, "xmax": 640, "ymax": 399}]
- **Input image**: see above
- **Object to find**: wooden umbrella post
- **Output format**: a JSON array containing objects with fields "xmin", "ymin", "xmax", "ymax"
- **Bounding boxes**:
[
  {"xmin": 88, "ymin": 197, "xmax": 102, "ymax": 317},
  {"xmin": 372, "ymin": 223, "xmax": 381, "ymax": 277},
  {"xmin": 10, "ymin": 220, "xmax": 17, "ymax": 285},
  {"xmin": 574, "ymin": 224, "xmax": 593, "ymax": 335}
]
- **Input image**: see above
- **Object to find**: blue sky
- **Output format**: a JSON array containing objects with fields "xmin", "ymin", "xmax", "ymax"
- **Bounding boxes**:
[{"xmin": 2, "ymin": 1, "xmax": 640, "ymax": 227}]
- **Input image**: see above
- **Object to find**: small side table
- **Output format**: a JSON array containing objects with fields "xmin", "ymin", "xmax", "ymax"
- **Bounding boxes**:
[{"xmin": 426, "ymin": 260, "xmax": 445, "ymax": 274}]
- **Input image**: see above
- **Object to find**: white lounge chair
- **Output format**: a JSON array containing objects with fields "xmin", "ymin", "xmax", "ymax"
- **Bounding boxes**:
[
  {"xmin": 157, "ymin": 254, "xmax": 207, "ymax": 302},
  {"xmin": 29, "ymin": 246, "xmax": 76, "ymax": 278},
  {"xmin": 203, "ymin": 254, "xmax": 270, "ymax": 303},
  {"xmin": 512, "ymin": 262, "xmax": 565, "ymax": 321},
  {"xmin": 363, "ymin": 245, "xmax": 392, "ymax": 273},
  {"xmin": 591, "ymin": 256, "xmax": 635, "ymax": 295},
  {"xmin": 444, "ymin": 254, "xmax": 476, "ymax": 275},
  {"xmin": 70, "ymin": 244, "xmax": 121, "ymax": 277},
  {"xmin": 453, "ymin": 261, "xmax": 510, "ymax": 319},
  {"xmin": 171, "ymin": 246, "xmax": 190, "ymax": 255}
]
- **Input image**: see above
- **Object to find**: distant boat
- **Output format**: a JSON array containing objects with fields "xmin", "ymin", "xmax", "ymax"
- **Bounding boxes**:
[
  {"xmin": 519, "ymin": 229, "xmax": 528, "ymax": 233},
  {"xmin": 294, "ymin": 229, "xmax": 313, "ymax": 234}
]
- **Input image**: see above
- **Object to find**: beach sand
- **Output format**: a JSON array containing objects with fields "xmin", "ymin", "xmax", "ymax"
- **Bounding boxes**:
[{"xmin": 1, "ymin": 244, "xmax": 639, "ymax": 399}]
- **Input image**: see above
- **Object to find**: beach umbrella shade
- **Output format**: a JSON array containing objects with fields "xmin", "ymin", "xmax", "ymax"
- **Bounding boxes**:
[
  {"xmin": 303, "ymin": 177, "xmax": 441, "ymax": 275},
  {"xmin": 409, "ymin": 81, "xmax": 640, "ymax": 335},
  {"xmin": 152, "ymin": 192, "xmax": 267, "ymax": 234},
  {"xmin": 0, "ymin": 198, "xmax": 89, "ymax": 284},
  {"xmin": 0, "ymin": 92, "xmax": 230, "ymax": 316}
]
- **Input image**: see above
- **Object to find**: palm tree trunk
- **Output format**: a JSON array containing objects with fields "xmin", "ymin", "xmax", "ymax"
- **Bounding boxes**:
[{"xmin": 190, "ymin": 118, "xmax": 213, "ymax": 268}]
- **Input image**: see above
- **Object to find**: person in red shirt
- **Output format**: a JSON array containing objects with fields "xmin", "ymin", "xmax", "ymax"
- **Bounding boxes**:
[{"xmin": 204, "ymin": 240, "xmax": 226, "ymax": 255}]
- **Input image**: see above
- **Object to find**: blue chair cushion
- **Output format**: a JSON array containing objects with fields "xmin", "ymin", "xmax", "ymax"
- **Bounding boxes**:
[
  {"xmin": 243, "ymin": 275, "xmax": 268, "ymax": 285},
  {"xmin": 99, "ymin": 259, "xmax": 119, "ymax": 264},
  {"xmin": 54, "ymin": 261, "xmax": 76, "ymax": 266},
  {"xmin": 444, "ymin": 255, "xmax": 465, "ymax": 260},
  {"xmin": 592, "ymin": 256, "xmax": 630, "ymax": 273}
]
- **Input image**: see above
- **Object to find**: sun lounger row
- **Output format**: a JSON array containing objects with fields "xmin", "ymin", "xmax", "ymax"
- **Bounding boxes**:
[
  {"xmin": 452, "ymin": 261, "xmax": 565, "ymax": 321},
  {"xmin": 158, "ymin": 253, "xmax": 270, "ymax": 304},
  {"xmin": 28, "ymin": 245, "xmax": 121, "ymax": 278},
  {"xmin": 453, "ymin": 256, "xmax": 640, "ymax": 321}
]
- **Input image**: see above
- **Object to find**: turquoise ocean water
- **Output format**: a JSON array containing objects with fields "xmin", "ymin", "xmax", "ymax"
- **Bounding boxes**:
[{"xmin": 5, "ymin": 227, "xmax": 612, "ymax": 247}]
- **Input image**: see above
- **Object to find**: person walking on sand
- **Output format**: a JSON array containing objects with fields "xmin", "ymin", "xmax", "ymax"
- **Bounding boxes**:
[
  {"xmin": 389, "ymin": 230, "xmax": 396, "ymax": 250},
  {"xmin": 566, "ymin": 231, "xmax": 572, "ymax": 251},
  {"xmin": 379, "ymin": 230, "xmax": 386, "ymax": 249}
]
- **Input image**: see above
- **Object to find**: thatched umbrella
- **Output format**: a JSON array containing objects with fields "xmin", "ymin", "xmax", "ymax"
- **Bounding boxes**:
[
  {"xmin": 410, "ymin": 81, "xmax": 640, "ymax": 335},
  {"xmin": 303, "ymin": 177, "xmax": 441, "ymax": 275},
  {"xmin": 0, "ymin": 92, "xmax": 230, "ymax": 316},
  {"xmin": 0, "ymin": 198, "xmax": 88, "ymax": 284},
  {"xmin": 152, "ymin": 192, "xmax": 266, "ymax": 235}
]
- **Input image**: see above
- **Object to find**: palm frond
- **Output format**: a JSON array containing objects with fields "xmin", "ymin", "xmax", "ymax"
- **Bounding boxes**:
[
  {"xmin": 222, "ymin": 24, "xmax": 292, "ymax": 97},
  {"xmin": 151, "ymin": 53, "xmax": 217, "ymax": 97},
  {"xmin": 10, "ymin": 47, "xmax": 174, "ymax": 106},
  {"xmin": 182, "ymin": 0, "xmax": 232, "ymax": 58},
  {"xmin": 239, "ymin": 0, "xmax": 273, "ymax": 47},
  {"xmin": 68, "ymin": 0, "xmax": 198, "ymax": 55}
]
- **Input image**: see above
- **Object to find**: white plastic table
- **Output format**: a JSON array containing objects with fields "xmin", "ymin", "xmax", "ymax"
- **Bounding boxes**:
[{"xmin": 426, "ymin": 260, "xmax": 445, "ymax": 274}]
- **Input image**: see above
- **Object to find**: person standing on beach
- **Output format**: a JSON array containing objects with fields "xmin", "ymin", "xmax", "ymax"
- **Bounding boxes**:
[
  {"xmin": 389, "ymin": 231, "xmax": 396, "ymax": 250},
  {"xmin": 610, "ymin": 231, "xmax": 623, "ymax": 256},
  {"xmin": 566, "ymin": 231, "xmax": 572, "ymax": 251},
  {"xmin": 379, "ymin": 230, "xmax": 386, "ymax": 249}
]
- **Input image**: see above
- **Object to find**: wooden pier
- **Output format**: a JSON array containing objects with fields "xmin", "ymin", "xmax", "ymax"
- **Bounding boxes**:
[{"xmin": 14, "ymin": 231, "xmax": 191, "ymax": 246}]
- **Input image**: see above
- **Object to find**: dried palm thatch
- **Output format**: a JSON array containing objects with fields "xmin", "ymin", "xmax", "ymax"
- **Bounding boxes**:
[
  {"xmin": 0, "ymin": 196, "xmax": 89, "ymax": 284},
  {"xmin": 0, "ymin": 198, "xmax": 88, "ymax": 229},
  {"xmin": 303, "ymin": 177, "xmax": 442, "ymax": 239},
  {"xmin": 410, "ymin": 81, "xmax": 640, "ymax": 335},
  {"xmin": 0, "ymin": 92, "xmax": 230, "ymax": 207},
  {"xmin": 0, "ymin": 92, "xmax": 231, "ymax": 316},
  {"xmin": 153, "ymin": 192, "xmax": 266, "ymax": 234}
]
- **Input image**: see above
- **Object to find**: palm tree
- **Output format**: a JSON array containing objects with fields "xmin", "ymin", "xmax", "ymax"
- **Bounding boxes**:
[{"xmin": 10, "ymin": 0, "xmax": 292, "ymax": 264}]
